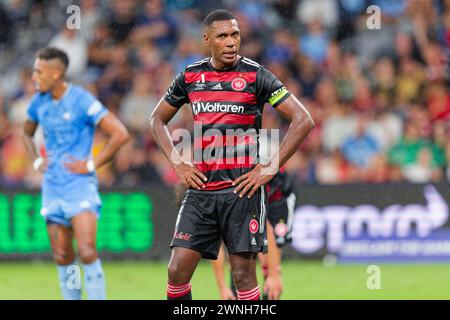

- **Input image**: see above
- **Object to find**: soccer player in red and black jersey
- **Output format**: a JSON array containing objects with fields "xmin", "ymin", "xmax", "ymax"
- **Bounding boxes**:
[{"xmin": 150, "ymin": 9, "xmax": 314, "ymax": 300}]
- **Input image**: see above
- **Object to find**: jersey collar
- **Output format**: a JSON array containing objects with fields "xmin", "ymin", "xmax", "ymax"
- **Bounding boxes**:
[
  {"xmin": 208, "ymin": 56, "xmax": 242, "ymax": 72},
  {"xmin": 51, "ymin": 83, "xmax": 72, "ymax": 105}
]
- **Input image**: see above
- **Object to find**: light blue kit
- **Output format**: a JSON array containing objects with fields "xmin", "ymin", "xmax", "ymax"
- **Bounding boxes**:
[{"xmin": 27, "ymin": 84, "xmax": 109, "ymax": 226}]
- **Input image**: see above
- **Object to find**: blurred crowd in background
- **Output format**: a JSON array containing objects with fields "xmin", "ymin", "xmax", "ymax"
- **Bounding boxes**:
[{"xmin": 0, "ymin": 0, "xmax": 449, "ymax": 189}]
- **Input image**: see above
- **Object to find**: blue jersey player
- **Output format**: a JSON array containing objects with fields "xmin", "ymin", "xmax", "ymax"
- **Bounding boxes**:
[{"xmin": 23, "ymin": 48, "xmax": 129, "ymax": 300}]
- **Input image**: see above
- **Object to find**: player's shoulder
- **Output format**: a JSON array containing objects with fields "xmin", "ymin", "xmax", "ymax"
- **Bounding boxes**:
[
  {"xmin": 69, "ymin": 83, "xmax": 98, "ymax": 106},
  {"xmin": 240, "ymin": 56, "xmax": 263, "ymax": 71},
  {"xmin": 184, "ymin": 57, "xmax": 210, "ymax": 72},
  {"xmin": 30, "ymin": 91, "xmax": 46, "ymax": 104},
  {"xmin": 69, "ymin": 83, "xmax": 94, "ymax": 99}
]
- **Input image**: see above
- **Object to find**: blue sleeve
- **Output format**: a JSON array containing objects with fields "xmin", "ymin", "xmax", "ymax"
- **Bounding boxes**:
[
  {"xmin": 82, "ymin": 92, "xmax": 109, "ymax": 126},
  {"xmin": 26, "ymin": 94, "xmax": 41, "ymax": 123}
]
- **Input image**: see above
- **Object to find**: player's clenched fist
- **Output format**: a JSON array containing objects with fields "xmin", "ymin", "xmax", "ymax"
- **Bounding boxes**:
[{"xmin": 174, "ymin": 161, "xmax": 207, "ymax": 190}]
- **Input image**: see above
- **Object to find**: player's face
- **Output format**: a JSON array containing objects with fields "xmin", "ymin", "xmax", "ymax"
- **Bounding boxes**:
[
  {"xmin": 204, "ymin": 19, "xmax": 241, "ymax": 68},
  {"xmin": 32, "ymin": 58, "xmax": 63, "ymax": 93}
]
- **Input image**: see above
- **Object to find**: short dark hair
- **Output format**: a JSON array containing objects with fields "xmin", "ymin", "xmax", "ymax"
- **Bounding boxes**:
[
  {"xmin": 36, "ymin": 47, "xmax": 69, "ymax": 71},
  {"xmin": 203, "ymin": 9, "xmax": 236, "ymax": 27}
]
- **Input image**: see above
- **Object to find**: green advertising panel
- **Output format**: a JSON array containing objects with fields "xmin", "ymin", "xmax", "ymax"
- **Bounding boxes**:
[{"xmin": 0, "ymin": 192, "xmax": 153, "ymax": 254}]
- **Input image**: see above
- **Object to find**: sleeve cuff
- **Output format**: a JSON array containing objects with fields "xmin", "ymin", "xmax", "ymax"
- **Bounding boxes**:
[
  {"xmin": 164, "ymin": 96, "xmax": 184, "ymax": 109},
  {"xmin": 94, "ymin": 110, "xmax": 109, "ymax": 126}
]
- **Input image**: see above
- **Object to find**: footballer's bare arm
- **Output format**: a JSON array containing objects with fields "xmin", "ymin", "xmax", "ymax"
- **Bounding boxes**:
[
  {"xmin": 149, "ymin": 98, "xmax": 207, "ymax": 190},
  {"xmin": 233, "ymin": 95, "xmax": 314, "ymax": 198},
  {"xmin": 23, "ymin": 119, "xmax": 48, "ymax": 172},
  {"xmin": 272, "ymin": 94, "xmax": 315, "ymax": 169},
  {"xmin": 64, "ymin": 113, "xmax": 130, "ymax": 174}
]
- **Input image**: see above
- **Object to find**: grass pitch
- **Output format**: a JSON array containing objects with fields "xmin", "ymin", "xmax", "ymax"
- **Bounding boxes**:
[{"xmin": 0, "ymin": 260, "xmax": 449, "ymax": 299}]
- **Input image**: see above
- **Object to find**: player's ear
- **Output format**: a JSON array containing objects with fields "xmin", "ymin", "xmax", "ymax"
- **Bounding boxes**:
[
  {"xmin": 53, "ymin": 68, "xmax": 62, "ymax": 81},
  {"xmin": 56, "ymin": 65, "xmax": 65, "ymax": 80},
  {"xmin": 203, "ymin": 26, "xmax": 212, "ymax": 47},
  {"xmin": 203, "ymin": 33, "xmax": 210, "ymax": 47}
]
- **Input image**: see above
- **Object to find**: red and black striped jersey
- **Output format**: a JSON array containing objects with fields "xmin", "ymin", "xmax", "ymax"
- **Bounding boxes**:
[{"xmin": 164, "ymin": 56, "xmax": 291, "ymax": 191}]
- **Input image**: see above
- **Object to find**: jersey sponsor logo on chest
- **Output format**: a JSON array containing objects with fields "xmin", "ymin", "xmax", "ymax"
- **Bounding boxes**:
[{"xmin": 192, "ymin": 102, "xmax": 244, "ymax": 115}]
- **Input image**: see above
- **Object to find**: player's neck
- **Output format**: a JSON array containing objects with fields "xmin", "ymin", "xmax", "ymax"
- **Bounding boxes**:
[
  {"xmin": 210, "ymin": 55, "xmax": 241, "ymax": 70},
  {"xmin": 51, "ymin": 81, "xmax": 69, "ymax": 100}
]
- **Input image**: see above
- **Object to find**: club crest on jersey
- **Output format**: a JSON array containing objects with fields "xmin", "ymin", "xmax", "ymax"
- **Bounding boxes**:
[
  {"xmin": 63, "ymin": 112, "xmax": 71, "ymax": 120},
  {"xmin": 249, "ymin": 219, "xmax": 259, "ymax": 234},
  {"xmin": 231, "ymin": 77, "xmax": 246, "ymax": 91}
]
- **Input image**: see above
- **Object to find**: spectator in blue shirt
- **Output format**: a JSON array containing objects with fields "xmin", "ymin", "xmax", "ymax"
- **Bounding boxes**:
[{"xmin": 341, "ymin": 116, "xmax": 380, "ymax": 168}]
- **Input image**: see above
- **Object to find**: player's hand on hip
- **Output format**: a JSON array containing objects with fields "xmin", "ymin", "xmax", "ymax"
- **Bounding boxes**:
[
  {"xmin": 63, "ymin": 157, "xmax": 92, "ymax": 174},
  {"xmin": 264, "ymin": 273, "xmax": 283, "ymax": 300},
  {"xmin": 32, "ymin": 157, "xmax": 48, "ymax": 173},
  {"xmin": 233, "ymin": 163, "xmax": 276, "ymax": 198},
  {"xmin": 174, "ymin": 161, "xmax": 207, "ymax": 190}
]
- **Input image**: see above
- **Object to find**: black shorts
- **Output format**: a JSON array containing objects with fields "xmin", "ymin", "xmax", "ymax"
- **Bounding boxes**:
[
  {"xmin": 171, "ymin": 187, "xmax": 268, "ymax": 259},
  {"xmin": 267, "ymin": 192, "xmax": 296, "ymax": 248}
]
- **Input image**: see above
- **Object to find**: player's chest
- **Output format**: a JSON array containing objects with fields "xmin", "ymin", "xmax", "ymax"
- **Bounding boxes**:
[{"xmin": 37, "ymin": 101, "xmax": 82, "ymax": 130}]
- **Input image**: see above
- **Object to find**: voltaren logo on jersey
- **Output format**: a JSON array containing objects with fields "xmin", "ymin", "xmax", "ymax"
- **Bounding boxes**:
[
  {"xmin": 192, "ymin": 102, "xmax": 245, "ymax": 115},
  {"xmin": 231, "ymin": 77, "xmax": 246, "ymax": 91}
]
